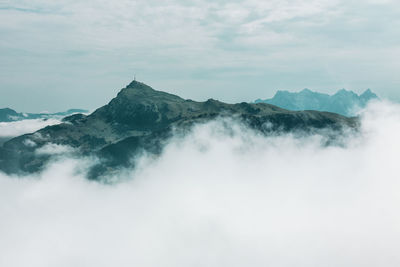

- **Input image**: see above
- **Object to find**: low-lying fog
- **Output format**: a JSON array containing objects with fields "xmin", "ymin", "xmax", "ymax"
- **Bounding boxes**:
[
  {"xmin": 1, "ymin": 101, "xmax": 399, "ymax": 267},
  {"xmin": 0, "ymin": 118, "xmax": 61, "ymax": 140}
]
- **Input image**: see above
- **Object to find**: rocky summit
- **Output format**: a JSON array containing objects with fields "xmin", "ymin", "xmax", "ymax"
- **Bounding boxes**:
[{"xmin": 0, "ymin": 81, "xmax": 357, "ymax": 180}]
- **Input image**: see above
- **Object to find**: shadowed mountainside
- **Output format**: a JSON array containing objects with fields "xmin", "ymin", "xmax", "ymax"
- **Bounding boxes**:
[{"xmin": 0, "ymin": 81, "xmax": 358, "ymax": 180}]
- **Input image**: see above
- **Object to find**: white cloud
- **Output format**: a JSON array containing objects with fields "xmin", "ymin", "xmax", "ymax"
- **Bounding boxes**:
[
  {"xmin": 0, "ymin": 118, "xmax": 61, "ymax": 138},
  {"xmin": 23, "ymin": 138, "xmax": 37, "ymax": 147},
  {"xmin": 35, "ymin": 143, "xmax": 74, "ymax": 155},
  {"xmin": 0, "ymin": 102, "xmax": 400, "ymax": 266}
]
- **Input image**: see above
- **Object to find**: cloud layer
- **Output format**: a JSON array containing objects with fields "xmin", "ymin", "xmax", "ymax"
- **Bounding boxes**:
[
  {"xmin": 0, "ymin": 118, "xmax": 61, "ymax": 138},
  {"xmin": 0, "ymin": 101, "xmax": 400, "ymax": 266}
]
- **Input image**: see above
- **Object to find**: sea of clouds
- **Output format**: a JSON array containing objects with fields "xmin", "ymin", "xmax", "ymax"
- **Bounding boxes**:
[
  {"xmin": 0, "ymin": 101, "xmax": 400, "ymax": 267},
  {"xmin": 0, "ymin": 118, "xmax": 61, "ymax": 138}
]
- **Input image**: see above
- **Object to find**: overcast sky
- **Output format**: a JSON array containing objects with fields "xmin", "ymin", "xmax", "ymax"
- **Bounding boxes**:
[{"xmin": 1, "ymin": 0, "xmax": 399, "ymax": 112}]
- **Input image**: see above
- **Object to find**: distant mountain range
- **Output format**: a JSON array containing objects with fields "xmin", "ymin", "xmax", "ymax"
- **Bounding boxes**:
[
  {"xmin": 255, "ymin": 89, "xmax": 378, "ymax": 117},
  {"xmin": 0, "ymin": 108, "xmax": 89, "ymax": 122},
  {"xmin": 0, "ymin": 81, "xmax": 356, "ymax": 180}
]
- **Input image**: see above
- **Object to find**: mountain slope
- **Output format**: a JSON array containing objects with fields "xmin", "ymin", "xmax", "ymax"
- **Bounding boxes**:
[
  {"xmin": 255, "ymin": 89, "xmax": 378, "ymax": 116},
  {"xmin": 0, "ymin": 81, "xmax": 358, "ymax": 180}
]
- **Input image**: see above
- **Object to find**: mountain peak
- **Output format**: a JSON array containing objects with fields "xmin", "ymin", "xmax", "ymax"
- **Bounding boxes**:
[
  {"xmin": 255, "ymin": 88, "xmax": 379, "ymax": 116},
  {"xmin": 360, "ymin": 89, "xmax": 378, "ymax": 99},
  {"xmin": 118, "ymin": 81, "xmax": 183, "ymax": 103},
  {"xmin": 337, "ymin": 88, "xmax": 348, "ymax": 93},
  {"xmin": 91, "ymin": 81, "xmax": 186, "ymax": 129},
  {"xmin": 299, "ymin": 88, "xmax": 314, "ymax": 95},
  {"xmin": 125, "ymin": 80, "xmax": 156, "ymax": 91},
  {"xmin": 116, "ymin": 81, "xmax": 163, "ymax": 101},
  {"xmin": 334, "ymin": 89, "xmax": 357, "ymax": 97}
]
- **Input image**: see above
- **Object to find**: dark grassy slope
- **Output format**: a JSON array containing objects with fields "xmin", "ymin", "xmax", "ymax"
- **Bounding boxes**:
[{"xmin": 0, "ymin": 81, "xmax": 357, "ymax": 179}]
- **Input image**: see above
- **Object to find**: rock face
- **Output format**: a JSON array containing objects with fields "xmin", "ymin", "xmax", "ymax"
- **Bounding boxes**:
[
  {"xmin": 0, "ymin": 81, "xmax": 358, "ymax": 180},
  {"xmin": 255, "ymin": 88, "xmax": 378, "ymax": 117}
]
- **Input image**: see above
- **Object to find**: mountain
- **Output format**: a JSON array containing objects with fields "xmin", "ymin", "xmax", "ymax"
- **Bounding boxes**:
[
  {"xmin": 0, "ymin": 81, "xmax": 357, "ymax": 180},
  {"xmin": 0, "ymin": 108, "xmax": 89, "ymax": 122},
  {"xmin": 255, "ymin": 89, "xmax": 378, "ymax": 116},
  {"xmin": 0, "ymin": 108, "xmax": 21, "ymax": 122}
]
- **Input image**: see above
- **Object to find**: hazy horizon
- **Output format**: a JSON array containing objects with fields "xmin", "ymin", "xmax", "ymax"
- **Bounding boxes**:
[
  {"xmin": 1, "ymin": 0, "xmax": 400, "ymax": 112},
  {"xmin": 0, "ymin": 83, "xmax": 385, "ymax": 113}
]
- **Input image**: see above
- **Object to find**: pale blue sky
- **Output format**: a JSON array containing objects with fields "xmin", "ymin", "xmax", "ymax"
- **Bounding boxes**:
[{"xmin": 0, "ymin": 0, "xmax": 399, "ymax": 112}]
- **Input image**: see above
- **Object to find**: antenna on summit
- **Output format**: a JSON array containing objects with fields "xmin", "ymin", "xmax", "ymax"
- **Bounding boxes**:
[{"xmin": 133, "ymin": 73, "xmax": 136, "ymax": 81}]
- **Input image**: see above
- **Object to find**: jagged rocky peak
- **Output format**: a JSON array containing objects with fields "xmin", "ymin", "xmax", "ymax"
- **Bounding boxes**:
[
  {"xmin": 361, "ymin": 89, "xmax": 378, "ymax": 99},
  {"xmin": 256, "ymin": 88, "xmax": 379, "ymax": 116},
  {"xmin": 334, "ymin": 89, "xmax": 360, "ymax": 99}
]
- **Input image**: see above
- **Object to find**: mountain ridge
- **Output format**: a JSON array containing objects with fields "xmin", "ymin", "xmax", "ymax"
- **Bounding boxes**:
[
  {"xmin": 255, "ymin": 88, "xmax": 378, "ymax": 116},
  {"xmin": 0, "ymin": 81, "xmax": 358, "ymax": 180}
]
